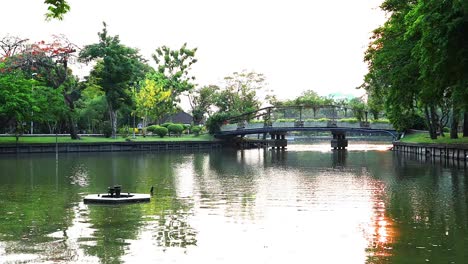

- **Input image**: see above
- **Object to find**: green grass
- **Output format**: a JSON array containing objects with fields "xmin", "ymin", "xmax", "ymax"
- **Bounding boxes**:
[
  {"xmin": 400, "ymin": 132, "xmax": 468, "ymax": 144},
  {"xmin": 0, "ymin": 134, "xmax": 216, "ymax": 144}
]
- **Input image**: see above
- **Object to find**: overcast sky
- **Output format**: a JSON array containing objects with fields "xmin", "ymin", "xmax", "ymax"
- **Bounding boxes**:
[{"xmin": 2, "ymin": 0, "xmax": 386, "ymax": 101}]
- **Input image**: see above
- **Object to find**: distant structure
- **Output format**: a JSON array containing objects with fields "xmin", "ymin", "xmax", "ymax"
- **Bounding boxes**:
[{"xmin": 159, "ymin": 111, "xmax": 193, "ymax": 125}]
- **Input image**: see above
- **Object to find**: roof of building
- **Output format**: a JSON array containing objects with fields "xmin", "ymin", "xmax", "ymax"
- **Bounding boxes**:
[{"xmin": 160, "ymin": 111, "xmax": 193, "ymax": 124}]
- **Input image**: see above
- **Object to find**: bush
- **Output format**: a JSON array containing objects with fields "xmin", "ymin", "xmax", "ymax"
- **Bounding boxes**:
[
  {"xmin": 206, "ymin": 112, "xmax": 233, "ymax": 134},
  {"xmin": 161, "ymin": 122, "xmax": 173, "ymax": 128},
  {"xmin": 102, "ymin": 121, "xmax": 112, "ymax": 138},
  {"xmin": 167, "ymin": 124, "xmax": 184, "ymax": 136},
  {"xmin": 118, "ymin": 125, "xmax": 130, "ymax": 138},
  {"xmin": 147, "ymin": 125, "xmax": 168, "ymax": 138},
  {"xmin": 276, "ymin": 118, "xmax": 296, "ymax": 122},
  {"xmin": 192, "ymin": 126, "xmax": 202, "ymax": 136},
  {"xmin": 338, "ymin": 118, "xmax": 359, "ymax": 123},
  {"xmin": 370, "ymin": 118, "xmax": 390, "ymax": 124},
  {"xmin": 250, "ymin": 119, "xmax": 264, "ymax": 123},
  {"xmin": 304, "ymin": 118, "xmax": 329, "ymax": 122}
]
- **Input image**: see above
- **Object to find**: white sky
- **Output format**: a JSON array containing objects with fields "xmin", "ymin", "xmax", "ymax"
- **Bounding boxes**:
[{"xmin": 2, "ymin": 0, "xmax": 386, "ymax": 101}]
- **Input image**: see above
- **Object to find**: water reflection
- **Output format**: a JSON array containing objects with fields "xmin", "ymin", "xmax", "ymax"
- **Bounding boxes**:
[{"xmin": 0, "ymin": 146, "xmax": 467, "ymax": 263}]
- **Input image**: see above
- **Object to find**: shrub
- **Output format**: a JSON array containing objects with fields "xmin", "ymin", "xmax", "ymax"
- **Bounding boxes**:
[
  {"xmin": 154, "ymin": 126, "xmax": 168, "ymax": 138},
  {"xmin": 250, "ymin": 119, "xmax": 264, "ymax": 123},
  {"xmin": 146, "ymin": 125, "xmax": 158, "ymax": 133},
  {"xmin": 161, "ymin": 122, "xmax": 173, "ymax": 128},
  {"xmin": 370, "ymin": 118, "xmax": 390, "ymax": 124},
  {"xmin": 102, "ymin": 121, "xmax": 112, "ymax": 138},
  {"xmin": 168, "ymin": 124, "xmax": 184, "ymax": 136},
  {"xmin": 304, "ymin": 118, "xmax": 329, "ymax": 122},
  {"xmin": 118, "ymin": 125, "xmax": 130, "ymax": 138},
  {"xmin": 276, "ymin": 118, "xmax": 296, "ymax": 122},
  {"xmin": 206, "ymin": 112, "xmax": 233, "ymax": 134},
  {"xmin": 192, "ymin": 126, "xmax": 202, "ymax": 136},
  {"xmin": 338, "ymin": 118, "xmax": 359, "ymax": 123}
]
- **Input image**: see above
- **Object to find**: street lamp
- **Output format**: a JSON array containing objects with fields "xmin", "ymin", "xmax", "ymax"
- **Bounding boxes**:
[{"xmin": 31, "ymin": 73, "xmax": 37, "ymax": 134}]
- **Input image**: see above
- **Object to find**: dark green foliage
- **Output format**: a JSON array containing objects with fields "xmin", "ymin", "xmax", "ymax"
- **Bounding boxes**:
[
  {"xmin": 118, "ymin": 126, "xmax": 130, "ymax": 138},
  {"xmin": 191, "ymin": 126, "xmax": 202, "ymax": 136},
  {"xmin": 189, "ymin": 85, "xmax": 218, "ymax": 125},
  {"xmin": 167, "ymin": 124, "xmax": 184, "ymax": 136},
  {"xmin": 363, "ymin": 0, "xmax": 467, "ymax": 137},
  {"xmin": 79, "ymin": 23, "xmax": 148, "ymax": 138},
  {"xmin": 161, "ymin": 123, "xmax": 173, "ymax": 128},
  {"xmin": 206, "ymin": 112, "xmax": 232, "ymax": 134},
  {"xmin": 44, "ymin": 0, "xmax": 70, "ymax": 20},
  {"xmin": 147, "ymin": 125, "xmax": 168, "ymax": 138},
  {"xmin": 102, "ymin": 121, "xmax": 112, "ymax": 138}
]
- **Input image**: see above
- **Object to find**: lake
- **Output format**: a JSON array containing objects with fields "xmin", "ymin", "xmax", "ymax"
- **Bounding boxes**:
[{"xmin": 0, "ymin": 143, "xmax": 467, "ymax": 263}]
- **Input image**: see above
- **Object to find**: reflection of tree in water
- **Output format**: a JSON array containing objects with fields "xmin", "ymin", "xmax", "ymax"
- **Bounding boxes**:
[
  {"xmin": 0, "ymin": 155, "xmax": 82, "ymax": 262},
  {"xmin": 197, "ymin": 151, "xmax": 259, "ymax": 219},
  {"xmin": 152, "ymin": 212, "xmax": 197, "ymax": 248},
  {"xmin": 84, "ymin": 205, "xmax": 144, "ymax": 263},
  {"xmin": 139, "ymin": 153, "xmax": 198, "ymax": 249},
  {"xmin": 374, "ymin": 157, "xmax": 468, "ymax": 263}
]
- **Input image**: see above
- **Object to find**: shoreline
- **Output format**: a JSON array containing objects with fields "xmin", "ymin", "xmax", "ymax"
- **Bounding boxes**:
[
  {"xmin": 0, "ymin": 141, "xmax": 223, "ymax": 154},
  {"xmin": 393, "ymin": 141, "xmax": 468, "ymax": 162}
]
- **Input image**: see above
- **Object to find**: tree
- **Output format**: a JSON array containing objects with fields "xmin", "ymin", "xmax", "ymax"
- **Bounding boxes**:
[
  {"xmin": 214, "ymin": 70, "xmax": 266, "ymax": 116},
  {"xmin": 363, "ymin": 0, "xmax": 467, "ymax": 137},
  {"xmin": 135, "ymin": 72, "xmax": 171, "ymax": 132},
  {"xmin": 79, "ymin": 23, "xmax": 148, "ymax": 138},
  {"xmin": 0, "ymin": 67, "xmax": 64, "ymax": 139},
  {"xmin": 1, "ymin": 35, "xmax": 81, "ymax": 139},
  {"xmin": 348, "ymin": 98, "xmax": 367, "ymax": 122},
  {"xmin": 152, "ymin": 43, "xmax": 197, "ymax": 109},
  {"xmin": 189, "ymin": 85, "xmax": 218, "ymax": 125},
  {"xmin": 294, "ymin": 90, "xmax": 324, "ymax": 118},
  {"xmin": 44, "ymin": 0, "xmax": 70, "ymax": 20}
]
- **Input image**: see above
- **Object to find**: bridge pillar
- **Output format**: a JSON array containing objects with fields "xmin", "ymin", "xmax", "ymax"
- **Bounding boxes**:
[
  {"xmin": 270, "ymin": 132, "xmax": 287, "ymax": 149},
  {"xmin": 331, "ymin": 131, "xmax": 348, "ymax": 150}
]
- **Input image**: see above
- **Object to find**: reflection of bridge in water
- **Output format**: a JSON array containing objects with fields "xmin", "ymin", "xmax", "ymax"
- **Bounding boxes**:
[{"xmin": 215, "ymin": 105, "xmax": 399, "ymax": 149}]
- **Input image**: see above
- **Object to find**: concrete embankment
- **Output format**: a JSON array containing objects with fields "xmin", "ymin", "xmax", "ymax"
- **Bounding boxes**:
[
  {"xmin": 0, "ymin": 141, "xmax": 222, "ymax": 154},
  {"xmin": 393, "ymin": 141, "xmax": 468, "ymax": 162}
]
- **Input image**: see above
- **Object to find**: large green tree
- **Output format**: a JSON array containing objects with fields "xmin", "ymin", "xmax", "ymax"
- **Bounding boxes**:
[
  {"xmin": 189, "ymin": 85, "xmax": 219, "ymax": 125},
  {"xmin": 214, "ymin": 70, "xmax": 266, "ymax": 115},
  {"xmin": 152, "ymin": 43, "xmax": 197, "ymax": 110},
  {"xmin": 363, "ymin": 0, "xmax": 467, "ymax": 138},
  {"xmin": 1, "ymin": 35, "xmax": 81, "ymax": 139},
  {"xmin": 79, "ymin": 23, "xmax": 148, "ymax": 138}
]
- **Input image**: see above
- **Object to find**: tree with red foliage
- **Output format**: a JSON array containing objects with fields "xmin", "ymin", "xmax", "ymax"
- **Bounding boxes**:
[{"xmin": 1, "ymin": 35, "xmax": 82, "ymax": 139}]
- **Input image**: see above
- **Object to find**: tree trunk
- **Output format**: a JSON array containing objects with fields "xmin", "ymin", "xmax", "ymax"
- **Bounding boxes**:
[
  {"xmin": 464, "ymin": 111, "xmax": 468, "ymax": 137},
  {"xmin": 450, "ymin": 106, "xmax": 459, "ymax": 139},
  {"xmin": 67, "ymin": 113, "xmax": 80, "ymax": 140},
  {"xmin": 425, "ymin": 105, "xmax": 437, "ymax": 139},
  {"xmin": 108, "ymin": 102, "xmax": 117, "ymax": 139},
  {"xmin": 63, "ymin": 93, "xmax": 80, "ymax": 140}
]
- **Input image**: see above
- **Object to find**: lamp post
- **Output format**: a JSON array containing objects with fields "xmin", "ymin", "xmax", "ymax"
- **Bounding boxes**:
[
  {"xmin": 31, "ymin": 73, "xmax": 37, "ymax": 134},
  {"xmin": 132, "ymin": 85, "xmax": 136, "ymax": 139}
]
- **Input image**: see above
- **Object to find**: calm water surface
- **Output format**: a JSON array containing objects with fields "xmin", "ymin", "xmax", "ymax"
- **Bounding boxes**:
[{"xmin": 0, "ymin": 144, "xmax": 467, "ymax": 263}]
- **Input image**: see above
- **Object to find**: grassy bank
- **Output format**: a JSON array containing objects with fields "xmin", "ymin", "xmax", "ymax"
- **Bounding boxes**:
[
  {"xmin": 400, "ymin": 132, "xmax": 468, "ymax": 144},
  {"xmin": 0, "ymin": 134, "xmax": 215, "ymax": 144}
]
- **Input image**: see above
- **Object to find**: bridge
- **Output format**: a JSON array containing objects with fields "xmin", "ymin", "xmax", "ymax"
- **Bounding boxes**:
[{"xmin": 215, "ymin": 105, "xmax": 398, "ymax": 149}]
